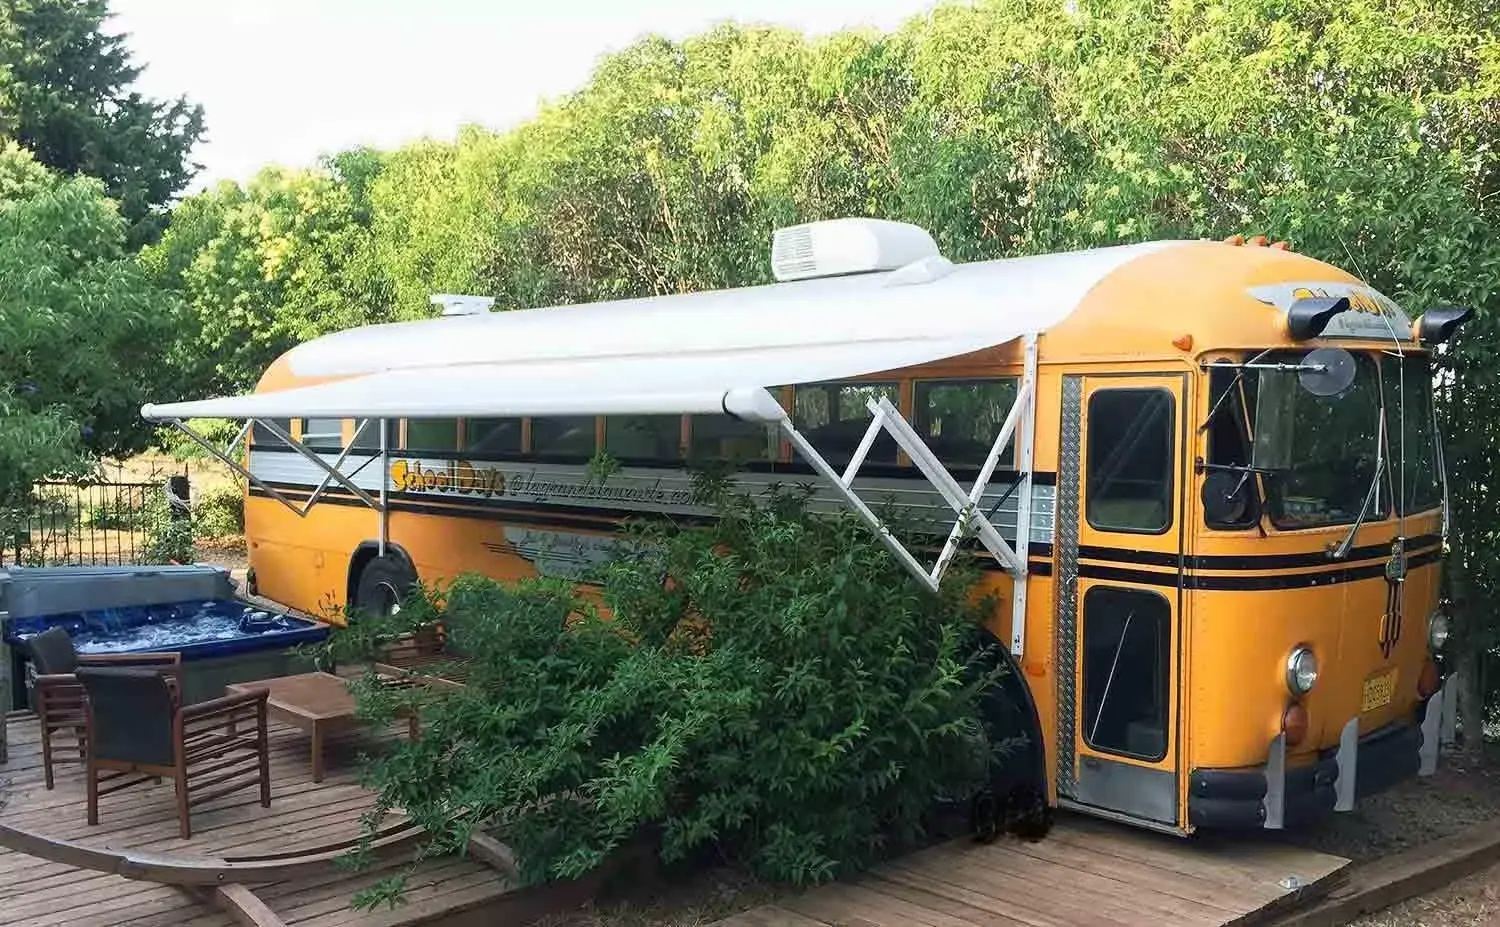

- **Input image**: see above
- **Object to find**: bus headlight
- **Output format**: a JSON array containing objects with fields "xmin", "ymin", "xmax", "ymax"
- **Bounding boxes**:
[
  {"xmin": 1286, "ymin": 646, "xmax": 1319, "ymax": 695},
  {"xmin": 1428, "ymin": 611, "xmax": 1452, "ymax": 652}
]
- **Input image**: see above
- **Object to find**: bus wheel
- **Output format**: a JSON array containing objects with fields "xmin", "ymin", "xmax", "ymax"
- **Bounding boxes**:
[{"xmin": 352, "ymin": 555, "xmax": 417, "ymax": 621}]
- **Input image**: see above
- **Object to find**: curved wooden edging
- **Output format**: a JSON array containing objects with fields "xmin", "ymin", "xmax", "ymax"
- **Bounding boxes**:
[{"xmin": 0, "ymin": 818, "xmax": 426, "ymax": 885}]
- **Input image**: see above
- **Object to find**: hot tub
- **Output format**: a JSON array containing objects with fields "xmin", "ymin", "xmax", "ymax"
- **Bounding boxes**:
[{"xmin": 1, "ymin": 564, "xmax": 331, "ymax": 707}]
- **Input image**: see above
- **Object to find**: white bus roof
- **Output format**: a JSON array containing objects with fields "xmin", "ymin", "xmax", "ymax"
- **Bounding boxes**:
[{"xmin": 140, "ymin": 238, "xmax": 1186, "ymax": 424}]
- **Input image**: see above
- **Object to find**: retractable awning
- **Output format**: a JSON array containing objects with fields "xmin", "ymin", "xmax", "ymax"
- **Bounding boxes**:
[{"xmin": 140, "ymin": 235, "xmax": 1189, "ymax": 658}]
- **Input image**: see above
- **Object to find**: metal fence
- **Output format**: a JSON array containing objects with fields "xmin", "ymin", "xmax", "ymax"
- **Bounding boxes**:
[{"xmin": 0, "ymin": 480, "xmax": 166, "ymax": 568}]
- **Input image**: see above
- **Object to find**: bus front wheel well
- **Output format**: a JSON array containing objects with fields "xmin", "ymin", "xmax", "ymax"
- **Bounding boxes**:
[
  {"xmin": 968, "ymin": 627, "xmax": 1053, "ymax": 843},
  {"xmin": 346, "ymin": 543, "xmax": 418, "ymax": 620}
]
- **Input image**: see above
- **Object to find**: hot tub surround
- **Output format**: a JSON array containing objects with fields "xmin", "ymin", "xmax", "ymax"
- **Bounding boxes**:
[{"xmin": 0, "ymin": 564, "xmax": 331, "ymax": 708}]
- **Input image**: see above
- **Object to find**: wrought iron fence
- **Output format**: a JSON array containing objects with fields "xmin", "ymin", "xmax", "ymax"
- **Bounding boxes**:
[{"xmin": 0, "ymin": 480, "xmax": 166, "ymax": 568}]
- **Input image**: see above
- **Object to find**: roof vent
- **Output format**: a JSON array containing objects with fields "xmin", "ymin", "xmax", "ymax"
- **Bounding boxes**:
[
  {"xmin": 771, "ymin": 218, "xmax": 941, "ymax": 282},
  {"xmin": 431, "ymin": 293, "xmax": 496, "ymax": 317}
]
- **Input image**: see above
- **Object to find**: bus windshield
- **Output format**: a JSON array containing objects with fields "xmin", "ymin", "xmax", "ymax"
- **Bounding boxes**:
[{"xmin": 1207, "ymin": 350, "xmax": 1443, "ymax": 531}]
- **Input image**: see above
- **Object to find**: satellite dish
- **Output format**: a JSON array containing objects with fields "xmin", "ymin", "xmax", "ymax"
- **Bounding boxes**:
[{"xmin": 1298, "ymin": 347, "xmax": 1357, "ymax": 397}]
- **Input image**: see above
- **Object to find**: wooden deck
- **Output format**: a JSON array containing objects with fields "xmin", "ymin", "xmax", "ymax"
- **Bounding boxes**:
[
  {"xmin": 716, "ymin": 815, "xmax": 1351, "ymax": 927},
  {"xmin": 0, "ymin": 710, "xmax": 512, "ymax": 926}
]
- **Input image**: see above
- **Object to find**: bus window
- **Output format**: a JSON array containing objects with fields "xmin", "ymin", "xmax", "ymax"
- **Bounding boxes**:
[
  {"xmin": 301, "ymin": 418, "xmax": 344, "ymax": 451},
  {"xmin": 404, "ymin": 419, "xmax": 458, "ymax": 453},
  {"xmin": 1086, "ymin": 389, "xmax": 1174, "ymax": 534},
  {"xmin": 605, "ymin": 416, "xmax": 682, "ymax": 461},
  {"xmin": 688, "ymin": 415, "xmax": 779, "ymax": 462},
  {"xmin": 531, "ymin": 416, "xmax": 596, "ymax": 458},
  {"xmin": 914, "ymin": 378, "xmax": 1020, "ymax": 468},
  {"xmin": 350, "ymin": 419, "xmax": 391, "ymax": 451},
  {"xmin": 464, "ymin": 418, "xmax": 522, "ymax": 457},
  {"xmin": 1204, "ymin": 363, "xmax": 1261, "ymax": 529},
  {"xmin": 1081, "ymin": 586, "xmax": 1170, "ymax": 761},
  {"xmin": 793, "ymin": 382, "xmax": 899, "ymax": 466},
  {"xmin": 250, "ymin": 417, "xmax": 291, "ymax": 447}
]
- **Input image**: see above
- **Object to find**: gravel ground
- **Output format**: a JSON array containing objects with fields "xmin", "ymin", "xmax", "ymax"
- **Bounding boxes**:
[{"xmin": 1350, "ymin": 862, "xmax": 1500, "ymax": 927}]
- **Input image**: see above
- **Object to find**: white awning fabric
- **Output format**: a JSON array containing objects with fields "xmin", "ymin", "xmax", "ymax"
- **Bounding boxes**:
[{"xmin": 141, "ymin": 239, "xmax": 1186, "ymax": 424}]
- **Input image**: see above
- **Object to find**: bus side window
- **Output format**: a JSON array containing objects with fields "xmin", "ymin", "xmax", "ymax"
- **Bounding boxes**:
[
  {"xmin": 793, "ymin": 381, "xmax": 899, "ymax": 466},
  {"xmin": 464, "ymin": 418, "xmax": 522, "ymax": 457},
  {"xmin": 404, "ymin": 419, "xmax": 458, "ymax": 453},
  {"xmin": 531, "ymin": 416, "xmax": 596, "ymax": 458},
  {"xmin": 687, "ymin": 415, "xmax": 778, "ymax": 462},
  {"xmin": 1204, "ymin": 363, "xmax": 1261, "ymax": 528},
  {"xmin": 350, "ymin": 419, "xmax": 391, "ymax": 451},
  {"xmin": 1086, "ymin": 388, "xmax": 1174, "ymax": 534},
  {"xmin": 250, "ymin": 418, "xmax": 292, "ymax": 447},
  {"xmin": 1081, "ymin": 585, "xmax": 1170, "ymax": 762},
  {"xmin": 913, "ymin": 378, "xmax": 1020, "ymax": 467},
  {"xmin": 605, "ymin": 416, "xmax": 682, "ymax": 461},
  {"xmin": 301, "ymin": 418, "xmax": 344, "ymax": 451}
]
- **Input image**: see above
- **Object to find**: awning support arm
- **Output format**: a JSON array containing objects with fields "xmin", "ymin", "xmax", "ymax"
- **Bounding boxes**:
[{"xmin": 161, "ymin": 417, "xmax": 386, "ymax": 520}]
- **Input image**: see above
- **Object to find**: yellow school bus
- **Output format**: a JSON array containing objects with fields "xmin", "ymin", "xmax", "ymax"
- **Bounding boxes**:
[{"xmin": 143, "ymin": 218, "xmax": 1468, "ymax": 837}]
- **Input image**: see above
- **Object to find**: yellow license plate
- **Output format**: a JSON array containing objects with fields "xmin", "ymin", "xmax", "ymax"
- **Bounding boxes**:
[{"xmin": 1361, "ymin": 669, "xmax": 1398, "ymax": 712}]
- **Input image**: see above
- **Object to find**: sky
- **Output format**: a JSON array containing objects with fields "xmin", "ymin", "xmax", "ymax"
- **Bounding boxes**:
[{"xmin": 107, "ymin": 0, "xmax": 942, "ymax": 190}]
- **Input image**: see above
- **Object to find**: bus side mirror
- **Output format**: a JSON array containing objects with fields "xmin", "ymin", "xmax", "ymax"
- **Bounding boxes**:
[
  {"xmin": 1285, "ymin": 296, "xmax": 1350, "ymax": 341},
  {"xmin": 1202, "ymin": 471, "xmax": 1252, "ymax": 526},
  {"xmin": 1415, "ymin": 306, "xmax": 1472, "ymax": 344}
]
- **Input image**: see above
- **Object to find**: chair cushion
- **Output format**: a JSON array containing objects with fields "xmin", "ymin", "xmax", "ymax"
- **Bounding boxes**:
[{"xmin": 75, "ymin": 666, "xmax": 176, "ymax": 767}]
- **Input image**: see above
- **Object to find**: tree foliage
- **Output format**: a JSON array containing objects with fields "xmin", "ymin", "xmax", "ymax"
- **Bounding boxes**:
[
  {"xmin": 0, "ymin": 143, "xmax": 178, "ymax": 505},
  {"xmin": 0, "ymin": 0, "xmax": 205, "ymax": 244}
]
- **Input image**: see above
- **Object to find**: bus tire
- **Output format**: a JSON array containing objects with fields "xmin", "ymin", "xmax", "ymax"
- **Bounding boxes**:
[{"xmin": 351, "ymin": 554, "xmax": 418, "ymax": 621}]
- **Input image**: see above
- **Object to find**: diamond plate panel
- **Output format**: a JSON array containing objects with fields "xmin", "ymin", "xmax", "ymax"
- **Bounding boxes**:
[{"xmin": 1055, "ymin": 375, "xmax": 1084, "ymax": 799}]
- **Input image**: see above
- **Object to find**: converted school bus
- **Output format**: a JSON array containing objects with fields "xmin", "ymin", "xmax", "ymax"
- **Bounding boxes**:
[{"xmin": 143, "ymin": 218, "xmax": 1468, "ymax": 838}]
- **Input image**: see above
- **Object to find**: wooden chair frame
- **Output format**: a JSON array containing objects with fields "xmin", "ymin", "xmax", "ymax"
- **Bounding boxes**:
[
  {"xmin": 80, "ymin": 669, "xmax": 271, "ymax": 840},
  {"xmin": 32, "ymin": 651, "xmax": 183, "ymax": 790}
]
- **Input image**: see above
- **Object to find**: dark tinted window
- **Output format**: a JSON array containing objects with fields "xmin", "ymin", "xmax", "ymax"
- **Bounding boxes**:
[
  {"xmin": 532, "ymin": 416, "xmax": 595, "ymax": 457},
  {"xmin": 350, "ymin": 419, "xmax": 391, "ymax": 451},
  {"xmin": 404, "ymin": 419, "xmax": 458, "ymax": 453},
  {"xmin": 1086, "ymin": 389, "xmax": 1174, "ymax": 533},
  {"xmin": 250, "ymin": 417, "xmax": 291, "ymax": 447},
  {"xmin": 914, "ymin": 379, "xmax": 1020, "ymax": 468},
  {"xmin": 1082, "ymin": 586, "xmax": 1171, "ymax": 761},
  {"xmin": 605, "ymin": 416, "xmax": 682, "ymax": 461},
  {"xmin": 464, "ymin": 418, "xmax": 522, "ymax": 457},
  {"xmin": 687, "ymin": 415, "xmax": 779, "ymax": 462},
  {"xmin": 793, "ymin": 382, "xmax": 899, "ymax": 466}
]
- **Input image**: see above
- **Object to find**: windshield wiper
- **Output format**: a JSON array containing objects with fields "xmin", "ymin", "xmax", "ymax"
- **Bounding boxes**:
[{"xmin": 1330, "ymin": 409, "xmax": 1386, "ymax": 560}]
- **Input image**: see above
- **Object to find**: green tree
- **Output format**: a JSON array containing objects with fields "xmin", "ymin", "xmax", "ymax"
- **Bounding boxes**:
[
  {"xmin": 144, "ymin": 156, "xmax": 394, "ymax": 396},
  {"xmin": 0, "ymin": 0, "xmax": 205, "ymax": 244},
  {"xmin": 0, "ymin": 143, "xmax": 178, "ymax": 506}
]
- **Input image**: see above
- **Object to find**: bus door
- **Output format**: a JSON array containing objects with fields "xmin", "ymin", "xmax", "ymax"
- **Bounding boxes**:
[{"xmin": 1055, "ymin": 373, "xmax": 1188, "ymax": 828}]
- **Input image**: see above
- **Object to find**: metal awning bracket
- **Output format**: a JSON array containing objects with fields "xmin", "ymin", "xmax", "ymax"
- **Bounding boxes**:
[{"xmin": 162, "ymin": 417, "xmax": 386, "ymax": 520}]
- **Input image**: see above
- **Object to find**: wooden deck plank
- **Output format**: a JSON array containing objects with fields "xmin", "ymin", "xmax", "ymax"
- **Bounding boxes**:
[
  {"xmin": 715, "ymin": 816, "xmax": 1351, "ymax": 927},
  {"xmin": 0, "ymin": 713, "xmax": 515, "ymax": 927}
]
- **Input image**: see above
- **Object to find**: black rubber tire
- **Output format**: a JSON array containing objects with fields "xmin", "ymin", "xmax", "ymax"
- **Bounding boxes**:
[{"xmin": 351, "ymin": 555, "xmax": 418, "ymax": 620}]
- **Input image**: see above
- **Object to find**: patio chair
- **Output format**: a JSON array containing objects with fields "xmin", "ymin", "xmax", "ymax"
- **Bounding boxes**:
[
  {"xmin": 76, "ymin": 666, "xmax": 271, "ymax": 839},
  {"xmin": 24, "ymin": 627, "xmax": 182, "ymax": 789}
]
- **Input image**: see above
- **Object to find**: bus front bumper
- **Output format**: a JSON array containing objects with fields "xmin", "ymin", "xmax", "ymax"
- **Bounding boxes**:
[{"xmin": 1187, "ymin": 683, "xmax": 1448, "ymax": 830}]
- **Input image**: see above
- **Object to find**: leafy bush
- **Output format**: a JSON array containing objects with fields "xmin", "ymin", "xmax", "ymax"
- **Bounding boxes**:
[
  {"xmin": 193, "ymin": 481, "xmax": 245, "ymax": 539},
  {"xmin": 140, "ymin": 485, "xmax": 193, "ymax": 564},
  {"xmin": 329, "ymin": 487, "xmax": 1009, "ymax": 904}
]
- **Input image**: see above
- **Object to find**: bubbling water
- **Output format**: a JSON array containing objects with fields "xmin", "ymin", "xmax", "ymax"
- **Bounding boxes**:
[{"xmin": 17, "ymin": 601, "xmax": 303, "ymax": 654}]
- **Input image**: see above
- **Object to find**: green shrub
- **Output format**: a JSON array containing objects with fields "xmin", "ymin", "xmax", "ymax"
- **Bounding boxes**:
[
  {"xmin": 140, "ymin": 486, "xmax": 193, "ymax": 564},
  {"xmin": 193, "ymin": 481, "xmax": 245, "ymax": 540},
  {"xmin": 330, "ymin": 486, "xmax": 1009, "ymax": 906}
]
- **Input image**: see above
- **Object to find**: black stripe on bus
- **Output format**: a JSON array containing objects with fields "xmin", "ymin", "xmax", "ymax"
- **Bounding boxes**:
[
  {"xmin": 1077, "ymin": 536, "xmax": 1442, "ymax": 572},
  {"xmin": 1076, "ymin": 546, "xmax": 1443, "ymax": 591}
]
